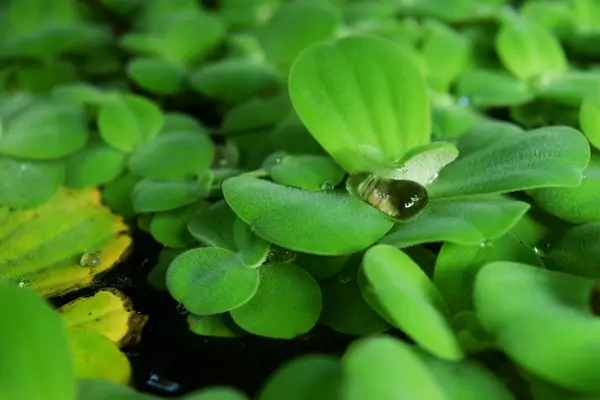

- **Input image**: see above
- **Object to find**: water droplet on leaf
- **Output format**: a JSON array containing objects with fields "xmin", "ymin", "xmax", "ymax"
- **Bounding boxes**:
[
  {"xmin": 458, "ymin": 96, "xmax": 470, "ymax": 106},
  {"xmin": 18, "ymin": 280, "xmax": 30, "ymax": 288},
  {"xmin": 346, "ymin": 172, "xmax": 429, "ymax": 220},
  {"xmin": 320, "ymin": 181, "xmax": 334, "ymax": 190},
  {"xmin": 176, "ymin": 303, "xmax": 188, "ymax": 315},
  {"xmin": 80, "ymin": 252, "xmax": 101, "ymax": 268},
  {"xmin": 268, "ymin": 245, "xmax": 297, "ymax": 264},
  {"xmin": 338, "ymin": 272, "xmax": 352, "ymax": 284}
]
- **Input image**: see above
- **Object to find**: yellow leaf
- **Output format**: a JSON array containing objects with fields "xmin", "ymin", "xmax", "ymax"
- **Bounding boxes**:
[
  {"xmin": 59, "ymin": 288, "xmax": 148, "ymax": 347},
  {"xmin": 0, "ymin": 188, "xmax": 132, "ymax": 297}
]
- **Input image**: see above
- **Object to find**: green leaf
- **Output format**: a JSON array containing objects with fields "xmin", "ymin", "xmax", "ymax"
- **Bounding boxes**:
[
  {"xmin": 64, "ymin": 141, "xmax": 126, "ymax": 189},
  {"xmin": 150, "ymin": 202, "xmax": 209, "ymax": 248},
  {"xmin": 163, "ymin": 112, "xmax": 205, "ymax": 133},
  {"xmin": 270, "ymin": 112, "xmax": 325, "ymax": 156},
  {"xmin": 98, "ymin": 94, "xmax": 164, "ymax": 152},
  {"xmin": 434, "ymin": 233, "xmax": 543, "ymax": 316},
  {"xmin": 0, "ymin": 101, "xmax": 88, "ymax": 159},
  {"xmin": 184, "ymin": 387, "xmax": 249, "ymax": 400},
  {"xmin": 420, "ymin": 21, "xmax": 470, "ymax": 92},
  {"xmin": 230, "ymin": 262, "xmax": 322, "ymax": 339},
  {"xmin": 527, "ymin": 152, "xmax": 600, "ymax": 224},
  {"xmin": 78, "ymin": 378, "xmax": 155, "ymax": 400},
  {"xmin": 521, "ymin": 0, "xmax": 575, "ymax": 40},
  {"xmin": 294, "ymin": 252, "xmax": 349, "ymax": 281},
  {"xmin": 413, "ymin": 348, "xmax": 516, "ymax": 400},
  {"xmin": 378, "ymin": 141, "xmax": 459, "ymax": 185},
  {"xmin": 148, "ymin": 248, "xmax": 185, "ymax": 291},
  {"xmin": 13, "ymin": 61, "xmax": 78, "ymax": 93},
  {"xmin": 0, "ymin": 156, "xmax": 65, "ymax": 209},
  {"xmin": 545, "ymin": 223, "xmax": 600, "ymax": 279},
  {"xmin": 259, "ymin": 355, "xmax": 342, "ymax": 400},
  {"xmin": 126, "ymin": 57, "xmax": 187, "ymax": 95},
  {"xmin": 222, "ymin": 176, "xmax": 394, "ymax": 255},
  {"xmin": 580, "ymin": 89, "xmax": 600, "ymax": 150},
  {"xmin": 431, "ymin": 102, "xmax": 482, "ymax": 139},
  {"xmin": 266, "ymin": 154, "xmax": 345, "ymax": 191},
  {"xmin": 166, "ymin": 247, "xmax": 260, "ymax": 315},
  {"xmin": 160, "ymin": 12, "xmax": 226, "ymax": 66},
  {"xmin": 380, "ymin": 195, "xmax": 530, "ymax": 248},
  {"xmin": 187, "ymin": 200, "xmax": 238, "ymax": 250},
  {"xmin": 187, "ymin": 313, "xmax": 245, "ymax": 338},
  {"xmin": 233, "ymin": 218, "xmax": 271, "ymax": 267},
  {"xmin": 51, "ymin": 83, "xmax": 113, "ymax": 106},
  {"xmin": 496, "ymin": 18, "xmax": 566, "ymax": 82},
  {"xmin": 319, "ymin": 259, "xmax": 390, "ymax": 335},
  {"xmin": 361, "ymin": 245, "xmax": 463, "ymax": 360},
  {"xmin": 428, "ymin": 126, "xmax": 590, "ymax": 199},
  {"xmin": 222, "ymin": 95, "xmax": 290, "ymax": 135},
  {"xmin": 342, "ymin": 336, "xmax": 444, "ymax": 400},
  {"xmin": 0, "ymin": 283, "xmax": 76, "ymax": 400},
  {"xmin": 132, "ymin": 176, "xmax": 211, "ymax": 213},
  {"xmin": 258, "ymin": 2, "xmax": 340, "ymax": 71},
  {"xmin": 536, "ymin": 71, "xmax": 600, "ymax": 106},
  {"xmin": 128, "ymin": 130, "xmax": 215, "ymax": 180},
  {"xmin": 289, "ymin": 34, "xmax": 430, "ymax": 174},
  {"xmin": 0, "ymin": 189, "xmax": 132, "ymax": 298},
  {"xmin": 473, "ymin": 262, "xmax": 600, "ymax": 392},
  {"xmin": 456, "ymin": 69, "xmax": 535, "ymax": 108},
  {"xmin": 190, "ymin": 59, "xmax": 280, "ymax": 104},
  {"xmin": 101, "ymin": 173, "xmax": 140, "ymax": 219}
]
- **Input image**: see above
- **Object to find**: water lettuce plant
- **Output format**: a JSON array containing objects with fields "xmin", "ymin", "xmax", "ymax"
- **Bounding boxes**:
[{"xmin": 1, "ymin": 0, "xmax": 600, "ymax": 399}]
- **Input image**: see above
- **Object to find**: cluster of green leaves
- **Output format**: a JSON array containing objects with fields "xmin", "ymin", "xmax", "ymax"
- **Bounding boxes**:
[{"xmin": 3, "ymin": 0, "xmax": 600, "ymax": 398}]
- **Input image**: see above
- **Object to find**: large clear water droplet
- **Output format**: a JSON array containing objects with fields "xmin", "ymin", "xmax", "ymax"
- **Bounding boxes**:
[{"xmin": 80, "ymin": 252, "xmax": 101, "ymax": 268}]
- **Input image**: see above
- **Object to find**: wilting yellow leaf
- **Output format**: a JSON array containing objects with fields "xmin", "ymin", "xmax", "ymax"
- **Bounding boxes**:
[{"xmin": 0, "ymin": 188, "xmax": 132, "ymax": 298}]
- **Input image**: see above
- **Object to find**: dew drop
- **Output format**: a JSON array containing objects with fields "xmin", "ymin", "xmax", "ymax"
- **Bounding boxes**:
[
  {"xmin": 320, "ymin": 181, "xmax": 334, "ymax": 190},
  {"xmin": 268, "ymin": 245, "xmax": 297, "ymax": 264},
  {"xmin": 479, "ymin": 241, "xmax": 492, "ymax": 248},
  {"xmin": 80, "ymin": 252, "xmax": 101, "ymax": 268},
  {"xmin": 338, "ymin": 272, "xmax": 352, "ymax": 284},
  {"xmin": 533, "ymin": 246, "xmax": 545, "ymax": 257},
  {"xmin": 18, "ymin": 280, "xmax": 30, "ymax": 288},
  {"xmin": 458, "ymin": 96, "xmax": 470, "ymax": 106},
  {"xmin": 176, "ymin": 303, "xmax": 189, "ymax": 315},
  {"xmin": 399, "ymin": 164, "xmax": 409, "ymax": 173}
]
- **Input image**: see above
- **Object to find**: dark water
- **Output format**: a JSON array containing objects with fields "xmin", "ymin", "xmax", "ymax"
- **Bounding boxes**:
[{"xmin": 52, "ymin": 229, "xmax": 356, "ymax": 398}]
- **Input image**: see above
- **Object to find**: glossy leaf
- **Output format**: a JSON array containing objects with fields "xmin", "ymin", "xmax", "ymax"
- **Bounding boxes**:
[
  {"xmin": 230, "ymin": 262, "xmax": 322, "ymax": 339},
  {"xmin": 527, "ymin": 152, "xmax": 600, "ymax": 224},
  {"xmin": 580, "ymin": 89, "xmax": 600, "ymax": 150},
  {"xmin": 0, "ymin": 189, "xmax": 132, "ymax": 298},
  {"xmin": 0, "ymin": 156, "xmax": 64, "ymax": 209},
  {"xmin": 222, "ymin": 96, "xmax": 290, "ymax": 135},
  {"xmin": 474, "ymin": 262, "xmax": 600, "ymax": 392},
  {"xmin": 126, "ymin": 57, "xmax": 187, "ymax": 95},
  {"xmin": 98, "ymin": 94, "xmax": 164, "ymax": 152},
  {"xmin": 545, "ymin": 223, "xmax": 600, "ymax": 278},
  {"xmin": 147, "ymin": 247, "xmax": 185, "ymax": 292},
  {"xmin": 361, "ymin": 245, "xmax": 463, "ymax": 360},
  {"xmin": 128, "ymin": 130, "xmax": 215, "ymax": 180},
  {"xmin": 294, "ymin": 252, "xmax": 349, "ymax": 281},
  {"xmin": 222, "ymin": 176, "xmax": 394, "ymax": 255},
  {"xmin": 380, "ymin": 195, "xmax": 530, "ymax": 248},
  {"xmin": 267, "ymin": 154, "xmax": 345, "ymax": 191},
  {"xmin": 64, "ymin": 141, "xmax": 126, "ymax": 189},
  {"xmin": 536, "ymin": 71, "xmax": 600, "ymax": 106},
  {"xmin": 434, "ymin": 233, "xmax": 543, "ymax": 315},
  {"xmin": 456, "ymin": 69, "xmax": 535, "ymax": 108},
  {"xmin": 259, "ymin": 2, "xmax": 340, "ymax": 71},
  {"xmin": 496, "ymin": 18, "xmax": 566, "ymax": 82},
  {"xmin": 166, "ymin": 247, "xmax": 260, "ymax": 316},
  {"xmin": 259, "ymin": 355, "xmax": 342, "ymax": 400},
  {"xmin": 289, "ymin": 34, "xmax": 430, "ymax": 174},
  {"xmin": 0, "ymin": 101, "xmax": 88, "ymax": 159},
  {"xmin": 190, "ymin": 59, "xmax": 280, "ymax": 104},
  {"xmin": 428, "ymin": 126, "xmax": 590, "ymax": 198},
  {"xmin": 0, "ymin": 283, "xmax": 76, "ymax": 400},
  {"xmin": 342, "ymin": 336, "xmax": 444, "ymax": 400}
]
